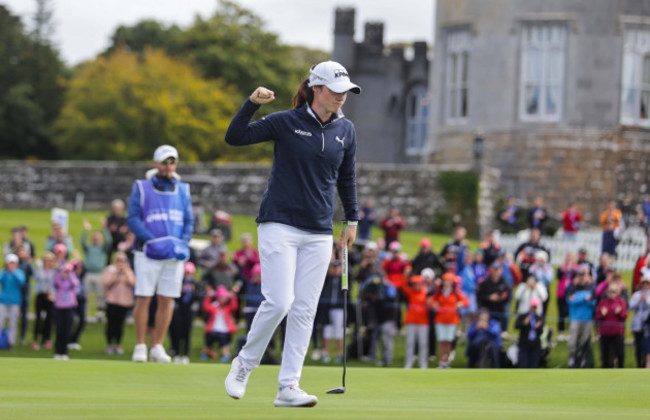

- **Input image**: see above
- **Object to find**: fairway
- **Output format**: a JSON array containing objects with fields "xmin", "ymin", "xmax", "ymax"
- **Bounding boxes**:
[{"xmin": 1, "ymin": 358, "xmax": 648, "ymax": 419}]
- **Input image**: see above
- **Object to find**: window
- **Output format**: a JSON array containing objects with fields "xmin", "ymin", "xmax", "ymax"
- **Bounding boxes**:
[
  {"xmin": 621, "ymin": 29, "xmax": 650, "ymax": 126},
  {"xmin": 445, "ymin": 30, "xmax": 470, "ymax": 124},
  {"xmin": 405, "ymin": 85, "xmax": 429, "ymax": 154},
  {"xmin": 519, "ymin": 24, "xmax": 567, "ymax": 121}
]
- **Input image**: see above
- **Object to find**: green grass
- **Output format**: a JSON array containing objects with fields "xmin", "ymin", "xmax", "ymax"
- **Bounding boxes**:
[
  {"xmin": 0, "ymin": 208, "xmax": 467, "ymax": 259},
  {"xmin": 1, "ymin": 358, "xmax": 648, "ymax": 419}
]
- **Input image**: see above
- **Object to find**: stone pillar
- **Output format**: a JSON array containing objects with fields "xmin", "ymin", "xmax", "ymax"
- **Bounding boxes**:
[{"xmin": 478, "ymin": 166, "xmax": 501, "ymax": 239}]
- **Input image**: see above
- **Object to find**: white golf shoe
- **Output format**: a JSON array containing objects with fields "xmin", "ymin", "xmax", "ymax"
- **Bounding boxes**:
[
  {"xmin": 225, "ymin": 357, "xmax": 252, "ymax": 399},
  {"xmin": 273, "ymin": 386, "xmax": 318, "ymax": 407},
  {"xmin": 149, "ymin": 344, "xmax": 172, "ymax": 363},
  {"xmin": 132, "ymin": 344, "xmax": 147, "ymax": 363}
]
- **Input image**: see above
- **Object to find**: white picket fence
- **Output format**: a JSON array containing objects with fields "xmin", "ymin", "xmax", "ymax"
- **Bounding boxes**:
[{"xmin": 497, "ymin": 227, "xmax": 648, "ymax": 272}]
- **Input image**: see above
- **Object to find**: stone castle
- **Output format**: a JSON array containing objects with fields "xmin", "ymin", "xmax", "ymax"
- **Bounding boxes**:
[{"xmin": 332, "ymin": 1, "xmax": 650, "ymax": 228}]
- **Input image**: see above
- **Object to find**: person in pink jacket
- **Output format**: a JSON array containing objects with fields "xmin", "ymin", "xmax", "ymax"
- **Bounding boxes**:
[
  {"xmin": 595, "ymin": 284, "xmax": 628, "ymax": 368},
  {"xmin": 202, "ymin": 285, "xmax": 238, "ymax": 362},
  {"xmin": 102, "ymin": 252, "xmax": 136, "ymax": 355},
  {"xmin": 53, "ymin": 262, "xmax": 79, "ymax": 360}
]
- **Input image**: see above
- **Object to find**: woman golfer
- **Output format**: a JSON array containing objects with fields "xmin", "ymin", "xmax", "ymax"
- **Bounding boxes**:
[{"xmin": 224, "ymin": 61, "xmax": 361, "ymax": 407}]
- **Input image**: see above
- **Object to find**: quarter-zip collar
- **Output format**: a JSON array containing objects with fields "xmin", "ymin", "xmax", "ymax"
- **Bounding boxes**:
[{"xmin": 305, "ymin": 104, "xmax": 344, "ymax": 152}]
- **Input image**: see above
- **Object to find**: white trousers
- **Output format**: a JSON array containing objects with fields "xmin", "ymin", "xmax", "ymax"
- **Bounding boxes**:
[
  {"xmin": 238, "ymin": 223, "xmax": 332, "ymax": 389},
  {"xmin": 0, "ymin": 304, "xmax": 20, "ymax": 346},
  {"xmin": 405, "ymin": 324, "xmax": 429, "ymax": 369}
]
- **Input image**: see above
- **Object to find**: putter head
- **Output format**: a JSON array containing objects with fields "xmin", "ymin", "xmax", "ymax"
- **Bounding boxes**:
[{"xmin": 326, "ymin": 387, "xmax": 346, "ymax": 394}]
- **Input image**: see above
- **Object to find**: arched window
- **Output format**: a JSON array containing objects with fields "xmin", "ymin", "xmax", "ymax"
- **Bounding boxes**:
[{"xmin": 405, "ymin": 84, "xmax": 429, "ymax": 154}]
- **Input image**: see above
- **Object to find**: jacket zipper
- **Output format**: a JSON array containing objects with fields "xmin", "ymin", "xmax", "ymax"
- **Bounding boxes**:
[{"xmin": 305, "ymin": 104, "xmax": 340, "ymax": 153}]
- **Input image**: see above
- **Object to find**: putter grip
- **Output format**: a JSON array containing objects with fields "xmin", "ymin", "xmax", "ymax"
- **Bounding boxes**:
[{"xmin": 342, "ymin": 245, "xmax": 348, "ymax": 290}]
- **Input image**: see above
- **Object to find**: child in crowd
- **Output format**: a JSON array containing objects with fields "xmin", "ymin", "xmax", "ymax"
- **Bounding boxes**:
[
  {"xmin": 169, "ymin": 262, "xmax": 199, "ymax": 364},
  {"xmin": 430, "ymin": 273, "xmax": 469, "ymax": 368},
  {"xmin": 102, "ymin": 252, "xmax": 135, "ymax": 355},
  {"xmin": 400, "ymin": 274, "xmax": 430, "ymax": 369},
  {"xmin": 515, "ymin": 297, "xmax": 544, "ymax": 368},
  {"xmin": 53, "ymin": 262, "xmax": 79, "ymax": 360},
  {"xmin": 595, "ymin": 284, "xmax": 627, "ymax": 368},
  {"xmin": 0, "ymin": 254, "xmax": 26, "ymax": 348},
  {"xmin": 32, "ymin": 252, "xmax": 56, "ymax": 350},
  {"xmin": 202, "ymin": 285, "xmax": 238, "ymax": 362}
]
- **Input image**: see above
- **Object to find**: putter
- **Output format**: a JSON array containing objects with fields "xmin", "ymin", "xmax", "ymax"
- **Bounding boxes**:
[{"xmin": 327, "ymin": 221, "xmax": 348, "ymax": 395}]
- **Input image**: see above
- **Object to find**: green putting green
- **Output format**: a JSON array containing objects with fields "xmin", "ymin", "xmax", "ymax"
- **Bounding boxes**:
[{"xmin": 1, "ymin": 358, "xmax": 648, "ymax": 419}]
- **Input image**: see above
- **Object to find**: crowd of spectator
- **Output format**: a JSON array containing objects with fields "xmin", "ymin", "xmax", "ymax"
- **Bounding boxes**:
[{"xmin": 1, "ymin": 196, "xmax": 650, "ymax": 370}]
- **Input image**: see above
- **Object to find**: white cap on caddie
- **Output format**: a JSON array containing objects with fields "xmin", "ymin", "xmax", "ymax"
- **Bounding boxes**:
[
  {"xmin": 153, "ymin": 145, "xmax": 179, "ymax": 162},
  {"xmin": 308, "ymin": 61, "xmax": 361, "ymax": 94}
]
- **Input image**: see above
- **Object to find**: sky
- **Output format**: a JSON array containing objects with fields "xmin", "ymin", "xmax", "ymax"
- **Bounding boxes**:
[{"xmin": 3, "ymin": 0, "xmax": 436, "ymax": 66}]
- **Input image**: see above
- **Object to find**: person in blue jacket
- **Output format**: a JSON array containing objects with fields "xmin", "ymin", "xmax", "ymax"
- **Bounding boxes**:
[
  {"xmin": 0, "ymin": 253, "xmax": 26, "ymax": 347},
  {"xmin": 566, "ymin": 267, "xmax": 597, "ymax": 367},
  {"xmin": 127, "ymin": 145, "xmax": 194, "ymax": 363},
  {"xmin": 224, "ymin": 61, "xmax": 361, "ymax": 408},
  {"xmin": 466, "ymin": 308, "xmax": 502, "ymax": 368}
]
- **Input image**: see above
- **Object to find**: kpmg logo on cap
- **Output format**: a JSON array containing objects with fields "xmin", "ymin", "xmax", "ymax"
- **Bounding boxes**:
[{"xmin": 334, "ymin": 69, "xmax": 349, "ymax": 79}]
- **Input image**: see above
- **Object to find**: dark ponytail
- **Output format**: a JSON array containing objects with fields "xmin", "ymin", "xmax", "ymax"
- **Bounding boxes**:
[{"xmin": 292, "ymin": 78, "xmax": 313, "ymax": 109}]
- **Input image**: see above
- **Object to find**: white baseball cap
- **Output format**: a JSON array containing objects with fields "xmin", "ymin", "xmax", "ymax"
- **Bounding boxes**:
[
  {"xmin": 5, "ymin": 253, "xmax": 18, "ymax": 264},
  {"xmin": 153, "ymin": 145, "xmax": 179, "ymax": 163},
  {"xmin": 308, "ymin": 61, "xmax": 361, "ymax": 94}
]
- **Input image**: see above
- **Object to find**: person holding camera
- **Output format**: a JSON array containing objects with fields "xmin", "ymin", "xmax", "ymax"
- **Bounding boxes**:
[
  {"xmin": 477, "ymin": 263, "xmax": 512, "ymax": 333},
  {"xmin": 566, "ymin": 266, "xmax": 596, "ymax": 367},
  {"xmin": 359, "ymin": 272, "xmax": 398, "ymax": 367},
  {"xmin": 400, "ymin": 275, "xmax": 431, "ymax": 369},
  {"xmin": 466, "ymin": 308, "xmax": 502, "ymax": 368},
  {"xmin": 515, "ymin": 297, "xmax": 545, "ymax": 368},
  {"xmin": 515, "ymin": 275, "xmax": 548, "ymax": 317}
]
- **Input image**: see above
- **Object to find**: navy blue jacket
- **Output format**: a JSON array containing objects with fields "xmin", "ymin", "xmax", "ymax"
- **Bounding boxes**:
[{"xmin": 225, "ymin": 99, "xmax": 359, "ymax": 234}]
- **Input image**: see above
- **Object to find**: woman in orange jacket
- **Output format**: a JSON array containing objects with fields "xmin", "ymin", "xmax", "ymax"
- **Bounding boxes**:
[
  {"xmin": 400, "ymin": 275, "xmax": 430, "ymax": 369},
  {"xmin": 429, "ymin": 272, "xmax": 469, "ymax": 368}
]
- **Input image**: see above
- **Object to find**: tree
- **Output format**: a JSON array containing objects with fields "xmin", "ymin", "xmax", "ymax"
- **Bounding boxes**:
[
  {"xmin": 103, "ymin": 1, "xmax": 329, "ymax": 116},
  {"xmin": 0, "ymin": 3, "xmax": 65, "ymax": 159},
  {"xmin": 103, "ymin": 20, "xmax": 182, "ymax": 57},
  {"xmin": 54, "ymin": 48, "xmax": 266, "ymax": 162}
]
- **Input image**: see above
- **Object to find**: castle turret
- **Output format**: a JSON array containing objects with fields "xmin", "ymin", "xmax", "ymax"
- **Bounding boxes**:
[
  {"xmin": 362, "ymin": 22, "xmax": 384, "ymax": 55},
  {"xmin": 333, "ymin": 7, "xmax": 355, "ymax": 68}
]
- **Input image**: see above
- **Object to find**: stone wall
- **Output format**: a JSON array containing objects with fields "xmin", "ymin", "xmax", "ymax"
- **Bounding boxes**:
[
  {"xmin": 481, "ymin": 127, "xmax": 650, "ymax": 224},
  {"xmin": 0, "ymin": 161, "xmax": 459, "ymax": 233}
]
